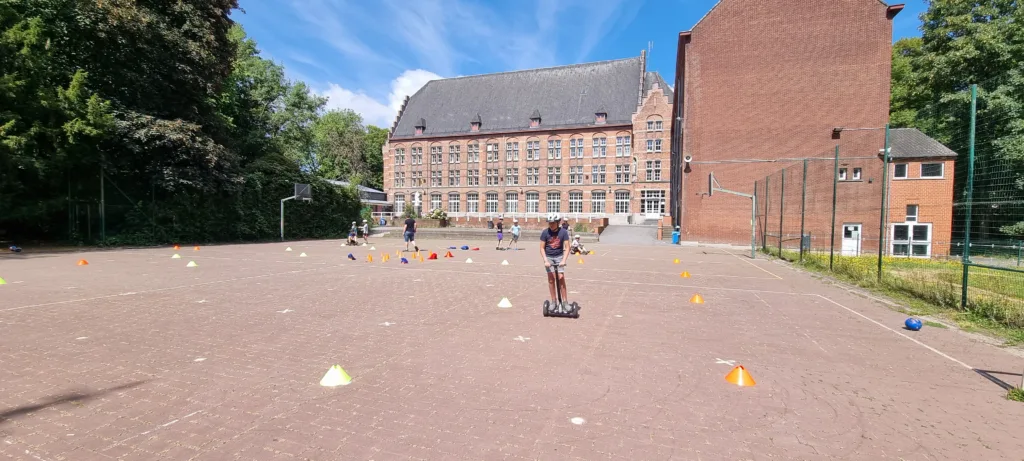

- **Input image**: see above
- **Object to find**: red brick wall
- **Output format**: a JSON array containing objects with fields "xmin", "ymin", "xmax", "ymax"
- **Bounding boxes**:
[
  {"xmin": 886, "ymin": 158, "xmax": 956, "ymax": 256},
  {"xmin": 679, "ymin": 0, "xmax": 897, "ymax": 247}
]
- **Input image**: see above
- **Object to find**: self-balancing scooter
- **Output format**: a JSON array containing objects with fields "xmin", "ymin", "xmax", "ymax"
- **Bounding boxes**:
[{"xmin": 543, "ymin": 267, "xmax": 580, "ymax": 318}]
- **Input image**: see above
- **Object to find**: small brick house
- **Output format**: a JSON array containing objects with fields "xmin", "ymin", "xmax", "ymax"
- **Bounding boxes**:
[{"xmin": 884, "ymin": 128, "xmax": 958, "ymax": 257}]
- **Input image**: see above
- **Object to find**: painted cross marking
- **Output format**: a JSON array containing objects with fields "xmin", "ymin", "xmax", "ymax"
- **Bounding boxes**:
[
  {"xmin": 715, "ymin": 359, "xmax": 736, "ymax": 366},
  {"xmin": 278, "ymin": 309, "xmax": 294, "ymax": 314},
  {"xmin": 513, "ymin": 336, "xmax": 530, "ymax": 342}
]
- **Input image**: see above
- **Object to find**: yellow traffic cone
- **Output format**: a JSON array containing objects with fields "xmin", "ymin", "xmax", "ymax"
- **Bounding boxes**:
[
  {"xmin": 367, "ymin": 255, "xmax": 373, "ymax": 262},
  {"xmin": 680, "ymin": 271, "xmax": 691, "ymax": 278},
  {"xmin": 690, "ymin": 293, "xmax": 704, "ymax": 304},
  {"xmin": 577, "ymin": 258, "xmax": 584, "ymax": 264},
  {"xmin": 319, "ymin": 365, "xmax": 352, "ymax": 387},
  {"xmin": 0, "ymin": 277, "xmax": 7, "ymax": 285},
  {"xmin": 674, "ymin": 258, "xmax": 680, "ymax": 264}
]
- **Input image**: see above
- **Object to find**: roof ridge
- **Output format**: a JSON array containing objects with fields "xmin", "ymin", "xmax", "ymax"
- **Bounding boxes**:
[{"xmin": 424, "ymin": 56, "xmax": 642, "ymax": 84}]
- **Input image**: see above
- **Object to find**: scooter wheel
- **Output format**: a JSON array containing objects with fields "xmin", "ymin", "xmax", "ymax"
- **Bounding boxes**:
[
  {"xmin": 570, "ymin": 302, "xmax": 581, "ymax": 319},
  {"xmin": 542, "ymin": 300, "xmax": 550, "ymax": 317}
]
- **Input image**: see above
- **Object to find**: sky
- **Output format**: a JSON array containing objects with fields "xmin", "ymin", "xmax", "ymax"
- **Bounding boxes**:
[{"xmin": 231, "ymin": 0, "xmax": 929, "ymax": 128}]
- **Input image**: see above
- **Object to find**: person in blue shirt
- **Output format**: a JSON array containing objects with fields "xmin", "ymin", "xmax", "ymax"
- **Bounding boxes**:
[{"xmin": 539, "ymin": 212, "xmax": 570, "ymax": 306}]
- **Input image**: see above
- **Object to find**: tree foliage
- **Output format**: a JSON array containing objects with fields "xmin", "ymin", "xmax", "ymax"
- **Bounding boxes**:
[
  {"xmin": 890, "ymin": 0, "xmax": 1024, "ymax": 240},
  {"xmin": 0, "ymin": 1, "xmax": 386, "ymax": 244}
]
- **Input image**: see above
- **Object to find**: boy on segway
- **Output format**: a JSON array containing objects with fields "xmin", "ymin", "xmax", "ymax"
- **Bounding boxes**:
[{"xmin": 540, "ymin": 213, "xmax": 571, "ymax": 309}]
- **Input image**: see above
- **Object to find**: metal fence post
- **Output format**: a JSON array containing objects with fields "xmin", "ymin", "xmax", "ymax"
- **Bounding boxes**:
[
  {"xmin": 961, "ymin": 84, "xmax": 978, "ymax": 309},
  {"xmin": 779, "ymin": 168, "xmax": 785, "ymax": 257},
  {"xmin": 763, "ymin": 176, "xmax": 770, "ymax": 251},
  {"xmin": 877, "ymin": 124, "xmax": 890, "ymax": 282},
  {"xmin": 800, "ymin": 159, "xmax": 808, "ymax": 262},
  {"xmin": 829, "ymin": 145, "xmax": 839, "ymax": 271}
]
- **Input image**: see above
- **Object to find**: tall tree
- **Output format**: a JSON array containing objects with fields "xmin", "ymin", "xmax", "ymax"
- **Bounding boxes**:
[
  {"xmin": 313, "ymin": 109, "xmax": 365, "ymax": 180},
  {"xmin": 362, "ymin": 125, "xmax": 388, "ymax": 190}
]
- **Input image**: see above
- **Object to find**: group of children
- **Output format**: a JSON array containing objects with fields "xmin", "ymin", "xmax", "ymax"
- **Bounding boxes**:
[
  {"xmin": 346, "ymin": 220, "xmax": 370, "ymax": 246},
  {"xmin": 493, "ymin": 216, "xmax": 586, "ymax": 255}
]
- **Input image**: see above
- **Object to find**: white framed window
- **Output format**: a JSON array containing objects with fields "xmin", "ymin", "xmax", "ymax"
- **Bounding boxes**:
[
  {"xmin": 640, "ymin": 190, "xmax": 666, "ymax": 214},
  {"xmin": 394, "ymin": 148, "xmax": 405, "ymax": 165},
  {"xmin": 487, "ymin": 168, "xmax": 499, "ymax": 186},
  {"xmin": 467, "ymin": 169, "xmax": 479, "ymax": 186},
  {"xmin": 448, "ymin": 169, "xmax": 460, "ymax": 186},
  {"xmin": 615, "ymin": 164, "xmax": 630, "ymax": 184},
  {"xmin": 568, "ymin": 191, "xmax": 583, "ymax": 213},
  {"xmin": 615, "ymin": 135, "xmax": 631, "ymax": 157},
  {"xmin": 430, "ymin": 193, "xmax": 442, "ymax": 211},
  {"xmin": 906, "ymin": 204, "xmax": 918, "ymax": 222},
  {"xmin": 526, "ymin": 192, "xmax": 539, "ymax": 213},
  {"xmin": 614, "ymin": 190, "xmax": 630, "ymax": 214},
  {"xmin": 591, "ymin": 165, "xmax": 606, "ymax": 184},
  {"xmin": 547, "ymin": 140, "xmax": 562, "ymax": 160},
  {"xmin": 467, "ymin": 143, "xmax": 479, "ymax": 163},
  {"xmin": 569, "ymin": 166, "xmax": 584, "ymax": 185},
  {"xmin": 838, "ymin": 168, "xmax": 848, "ymax": 181},
  {"xmin": 505, "ymin": 192, "xmax": 518, "ymax": 214},
  {"xmin": 431, "ymin": 170, "xmax": 442, "ymax": 187},
  {"xmin": 485, "ymin": 192, "xmax": 498, "ymax": 213},
  {"xmin": 526, "ymin": 141, "xmax": 540, "ymax": 161},
  {"xmin": 569, "ymin": 138, "xmax": 583, "ymax": 158},
  {"xmin": 646, "ymin": 119, "xmax": 663, "ymax": 131},
  {"xmin": 505, "ymin": 168, "xmax": 519, "ymax": 186},
  {"xmin": 891, "ymin": 223, "xmax": 931, "ymax": 257},
  {"xmin": 393, "ymin": 171, "xmax": 405, "ymax": 188},
  {"xmin": 395, "ymin": 194, "xmax": 406, "ymax": 212},
  {"xmin": 592, "ymin": 137, "xmax": 607, "ymax": 157},
  {"xmin": 448, "ymin": 144, "xmax": 460, "ymax": 163},
  {"xmin": 547, "ymin": 167, "xmax": 561, "ymax": 185},
  {"xmin": 467, "ymin": 192, "xmax": 479, "ymax": 213},
  {"xmin": 894, "ymin": 163, "xmax": 908, "ymax": 179},
  {"xmin": 448, "ymin": 193, "xmax": 460, "ymax": 213},
  {"xmin": 853, "ymin": 167, "xmax": 862, "ymax": 180},
  {"xmin": 430, "ymin": 145, "xmax": 443, "ymax": 164},
  {"xmin": 505, "ymin": 142, "xmax": 519, "ymax": 161},
  {"xmin": 921, "ymin": 162, "xmax": 944, "ymax": 178},
  {"xmin": 645, "ymin": 160, "xmax": 662, "ymax": 181},
  {"xmin": 546, "ymin": 191, "xmax": 561, "ymax": 213},
  {"xmin": 646, "ymin": 139, "xmax": 662, "ymax": 152},
  {"xmin": 485, "ymin": 143, "xmax": 497, "ymax": 162},
  {"xmin": 591, "ymin": 190, "xmax": 606, "ymax": 213},
  {"xmin": 526, "ymin": 167, "xmax": 540, "ymax": 185}
]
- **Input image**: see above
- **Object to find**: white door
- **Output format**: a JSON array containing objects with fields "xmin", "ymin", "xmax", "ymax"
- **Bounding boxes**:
[{"xmin": 841, "ymin": 223, "xmax": 862, "ymax": 256}]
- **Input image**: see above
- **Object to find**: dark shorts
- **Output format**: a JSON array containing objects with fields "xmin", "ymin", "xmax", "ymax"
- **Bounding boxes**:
[{"xmin": 404, "ymin": 231, "xmax": 415, "ymax": 242}]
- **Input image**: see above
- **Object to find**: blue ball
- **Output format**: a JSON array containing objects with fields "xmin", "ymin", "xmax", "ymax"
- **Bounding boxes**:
[{"xmin": 905, "ymin": 318, "xmax": 923, "ymax": 331}]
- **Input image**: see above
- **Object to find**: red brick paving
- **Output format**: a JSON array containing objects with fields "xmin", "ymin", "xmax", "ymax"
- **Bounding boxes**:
[{"xmin": 1, "ymin": 240, "xmax": 1023, "ymax": 460}]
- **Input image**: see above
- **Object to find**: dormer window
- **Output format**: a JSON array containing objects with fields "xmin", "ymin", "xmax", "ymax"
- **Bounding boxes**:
[
  {"xmin": 595, "ymin": 109, "xmax": 607, "ymax": 124},
  {"xmin": 529, "ymin": 109, "xmax": 541, "ymax": 128},
  {"xmin": 414, "ymin": 118, "xmax": 425, "ymax": 136},
  {"xmin": 471, "ymin": 114, "xmax": 481, "ymax": 132}
]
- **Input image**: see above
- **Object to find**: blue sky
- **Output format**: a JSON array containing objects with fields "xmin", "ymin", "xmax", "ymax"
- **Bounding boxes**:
[{"xmin": 231, "ymin": 0, "xmax": 929, "ymax": 128}]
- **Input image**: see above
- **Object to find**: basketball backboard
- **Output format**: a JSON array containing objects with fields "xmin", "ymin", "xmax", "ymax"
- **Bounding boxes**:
[{"xmin": 295, "ymin": 183, "xmax": 311, "ymax": 201}]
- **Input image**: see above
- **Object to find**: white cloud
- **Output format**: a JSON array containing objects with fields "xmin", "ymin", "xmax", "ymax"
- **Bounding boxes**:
[{"xmin": 319, "ymin": 69, "xmax": 443, "ymax": 128}]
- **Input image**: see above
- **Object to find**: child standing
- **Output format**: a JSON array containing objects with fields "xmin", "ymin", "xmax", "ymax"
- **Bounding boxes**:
[
  {"xmin": 506, "ymin": 219, "xmax": 521, "ymax": 250},
  {"xmin": 495, "ymin": 216, "xmax": 504, "ymax": 250},
  {"xmin": 360, "ymin": 219, "xmax": 370, "ymax": 245},
  {"xmin": 540, "ymin": 213, "xmax": 570, "ymax": 306}
]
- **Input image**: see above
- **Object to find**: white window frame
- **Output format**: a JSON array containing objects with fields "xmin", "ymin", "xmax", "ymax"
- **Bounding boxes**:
[
  {"xmin": 546, "ymin": 191, "xmax": 561, "ymax": 213},
  {"xmin": 430, "ymin": 193, "xmax": 442, "ymax": 211},
  {"xmin": 448, "ymin": 193, "xmax": 460, "ymax": 213},
  {"xmin": 592, "ymin": 137, "xmax": 607, "ymax": 158},
  {"xmin": 890, "ymin": 222, "xmax": 932, "ymax": 258},
  {"xmin": 568, "ymin": 191, "xmax": 583, "ymax": 213},
  {"xmin": 395, "ymin": 194, "xmax": 406, "ymax": 212},
  {"xmin": 467, "ymin": 193, "xmax": 479, "ymax": 213},
  {"xmin": 838, "ymin": 168, "xmax": 848, "ymax": 181},
  {"xmin": 591, "ymin": 190, "xmax": 606, "ymax": 213},
  {"xmin": 852, "ymin": 167, "xmax": 862, "ymax": 181},
  {"xmin": 893, "ymin": 163, "xmax": 908, "ymax": 179},
  {"xmin": 906, "ymin": 204, "xmax": 918, "ymax": 222},
  {"xmin": 505, "ymin": 192, "xmax": 518, "ymax": 214},
  {"xmin": 526, "ymin": 192, "xmax": 539, "ymax": 213},
  {"xmin": 920, "ymin": 162, "xmax": 944, "ymax": 179},
  {"xmin": 485, "ymin": 192, "xmax": 499, "ymax": 213},
  {"xmin": 614, "ymin": 190, "xmax": 630, "ymax": 214}
]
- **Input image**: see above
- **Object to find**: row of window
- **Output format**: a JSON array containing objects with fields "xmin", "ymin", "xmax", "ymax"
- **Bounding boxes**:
[
  {"xmin": 394, "ymin": 190, "xmax": 667, "ymax": 215},
  {"xmin": 392, "ymin": 161, "xmax": 663, "ymax": 187},
  {"xmin": 392, "ymin": 137, "xmax": 665, "ymax": 165},
  {"xmin": 838, "ymin": 162, "xmax": 945, "ymax": 182}
]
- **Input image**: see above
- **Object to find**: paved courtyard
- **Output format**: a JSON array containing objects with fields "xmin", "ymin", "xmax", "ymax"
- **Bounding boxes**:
[{"xmin": 1, "ymin": 239, "xmax": 1023, "ymax": 460}]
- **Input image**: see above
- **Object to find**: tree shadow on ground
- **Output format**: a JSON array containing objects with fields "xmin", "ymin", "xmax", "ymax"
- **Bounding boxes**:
[{"xmin": 0, "ymin": 380, "xmax": 148, "ymax": 425}]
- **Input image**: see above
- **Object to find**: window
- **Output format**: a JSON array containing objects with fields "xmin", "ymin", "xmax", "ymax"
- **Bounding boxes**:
[
  {"xmin": 526, "ymin": 167, "xmax": 540, "ymax": 185},
  {"xmin": 547, "ymin": 140, "xmax": 562, "ymax": 160},
  {"xmin": 906, "ymin": 204, "xmax": 918, "ymax": 222},
  {"xmin": 448, "ymin": 193, "xmax": 460, "ymax": 213},
  {"xmin": 645, "ymin": 160, "xmax": 662, "ymax": 181},
  {"xmin": 592, "ymin": 137, "xmax": 607, "ymax": 157},
  {"xmin": 646, "ymin": 139, "xmax": 662, "ymax": 152},
  {"xmin": 486, "ymin": 168, "xmax": 499, "ymax": 186},
  {"xmin": 569, "ymin": 138, "xmax": 583, "ymax": 158},
  {"xmin": 395, "ymin": 194, "xmax": 405, "ymax": 212},
  {"xmin": 838, "ymin": 168, "xmax": 848, "ymax": 181},
  {"xmin": 486, "ymin": 192, "xmax": 498, "ymax": 213},
  {"xmin": 506, "ymin": 168, "xmax": 519, "ymax": 186},
  {"xmin": 467, "ymin": 169, "xmax": 479, "ymax": 186},
  {"xmin": 526, "ymin": 192, "xmax": 540, "ymax": 213},
  {"xmin": 410, "ymin": 146, "xmax": 423, "ymax": 164},
  {"xmin": 546, "ymin": 191, "xmax": 561, "ymax": 213},
  {"xmin": 615, "ymin": 135, "xmax": 631, "ymax": 157},
  {"xmin": 448, "ymin": 144, "xmax": 460, "ymax": 163},
  {"xmin": 547, "ymin": 167, "xmax": 561, "ymax": 185},
  {"xmin": 393, "ymin": 171, "xmax": 405, "ymax": 188},
  {"xmin": 467, "ymin": 143, "xmax": 480, "ymax": 163},
  {"xmin": 853, "ymin": 167, "xmax": 862, "ymax": 180},
  {"xmin": 506, "ymin": 142, "xmax": 519, "ymax": 161},
  {"xmin": 891, "ymin": 223, "xmax": 931, "ymax": 257},
  {"xmin": 894, "ymin": 163, "xmax": 908, "ymax": 179},
  {"xmin": 640, "ymin": 190, "xmax": 666, "ymax": 214},
  {"xmin": 591, "ymin": 190, "xmax": 606, "ymax": 213},
  {"xmin": 394, "ymin": 148, "xmax": 406, "ymax": 165},
  {"xmin": 646, "ymin": 119, "xmax": 663, "ymax": 131},
  {"xmin": 431, "ymin": 170, "xmax": 442, "ymax": 187},
  {"xmin": 485, "ymin": 143, "xmax": 498, "ymax": 162},
  {"xmin": 448, "ymin": 169, "xmax": 460, "ymax": 186},
  {"xmin": 467, "ymin": 193, "xmax": 479, "ymax": 213},
  {"xmin": 921, "ymin": 163, "xmax": 943, "ymax": 178},
  {"xmin": 411, "ymin": 171, "xmax": 423, "ymax": 187},
  {"xmin": 526, "ymin": 141, "xmax": 540, "ymax": 161},
  {"xmin": 615, "ymin": 164, "xmax": 630, "ymax": 184},
  {"xmin": 430, "ymin": 193, "xmax": 441, "ymax": 211},
  {"xmin": 591, "ymin": 165, "xmax": 606, "ymax": 184},
  {"xmin": 568, "ymin": 191, "xmax": 583, "ymax": 213},
  {"xmin": 505, "ymin": 192, "xmax": 518, "ymax": 214},
  {"xmin": 430, "ymin": 146, "xmax": 443, "ymax": 164},
  {"xmin": 614, "ymin": 191, "xmax": 630, "ymax": 214},
  {"xmin": 569, "ymin": 166, "xmax": 584, "ymax": 185}
]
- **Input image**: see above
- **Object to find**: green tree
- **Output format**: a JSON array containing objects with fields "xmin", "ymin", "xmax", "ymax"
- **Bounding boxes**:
[
  {"xmin": 276, "ymin": 81, "xmax": 327, "ymax": 173},
  {"xmin": 313, "ymin": 109, "xmax": 365, "ymax": 180},
  {"xmin": 362, "ymin": 125, "xmax": 388, "ymax": 190}
]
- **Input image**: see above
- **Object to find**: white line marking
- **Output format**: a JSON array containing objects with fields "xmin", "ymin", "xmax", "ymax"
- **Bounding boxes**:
[
  {"xmin": 614, "ymin": 315, "xmax": 623, "ymax": 318},
  {"xmin": 278, "ymin": 309, "xmax": 293, "ymax": 314},
  {"xmin": 196, "ymin": 300, "xmax": 207, "ymax": 304},
  {"xmin": 513, "ymin": 336, "xmax": 530, "ymax": 342},
  {"xmin": 715, "ymin": 359, "xmax": 736, "ymax": 366},
  {"xmin": 727, "ymin": 251, "xmax": 783, "ymax": 279},
  {"xmin": 813, "ymin": 294, "xmax": 972, "ymax": 369},
  {"xmin": 570, "ymin": 417, "xmax": 586, "ymax": 425},
  {"xmin": 75, "ymin": 336, "xmax": 88, "ymax": 340},
  {"xmin": 380, "ymin": 322, "xmax": 395, "ymax": 326},
  {"xmin": 194, "ymin": 358, "xmax": 206, "ymax": 362}
]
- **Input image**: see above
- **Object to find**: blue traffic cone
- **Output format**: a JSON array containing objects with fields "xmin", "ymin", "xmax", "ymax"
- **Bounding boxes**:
[
  {"xmin": 400, "ymin": 257, "xmax": 409, "ymax": 264},
  {"xmin": 347, "ymin": 253, "xmax": 356, "ymax": 260}
]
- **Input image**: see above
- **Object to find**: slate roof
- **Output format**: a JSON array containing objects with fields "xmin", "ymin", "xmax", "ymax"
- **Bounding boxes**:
[
  {"xmin": 644, "ymin": 72, "xmax": 673, "ymax": 100},
  {"xmin": 391, "ymin": 56, "xmax": 647, "ymax": 138},
  {"xmin": 888, "ymin": 128, "xmax": 959, "ymax": 159}
]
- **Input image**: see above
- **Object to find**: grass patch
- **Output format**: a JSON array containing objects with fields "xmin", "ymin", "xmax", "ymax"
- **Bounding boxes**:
[
  {"xmin": 766, "ymin": 248, "xmax": 1024, "ymax": 345},
  {"xmin": 1008, "ymin": 387, "xmax": 1024, "ymax": 403},
  {"xmin": 923, "ymin": 320, "xmax": 948, "ymax": 329}
]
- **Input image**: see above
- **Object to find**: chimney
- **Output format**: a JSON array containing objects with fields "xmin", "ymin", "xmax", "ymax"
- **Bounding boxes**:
[
  {"xmin": 529, "ymin": 109, "xmax": 541, "ymax": 128},
  {"xmin": 414, "ymin": 118, "xmax": 425, "ymax": 136},
  {"xmin": 470, "ymin": 114, "xmax": 481, "ymax": 132},
  {"xmin": 595, "ymin": 108, "xmax": 607, "ymax": 125}
]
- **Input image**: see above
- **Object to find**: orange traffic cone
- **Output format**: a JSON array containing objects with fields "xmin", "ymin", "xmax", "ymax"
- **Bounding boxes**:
[
  {"xmin": 367, "ymin": 255, "xmax": 373, "ymax": 262},
  {"xmin": 680, "ymin": 271, "xmax": 691, "ymax": 278},
  {"xmin": 724, "ymin": 365, "xmax": 756, "ymax": 387},
  {"xmin": 444, "ymin": 251, "xmax": 453, "ymax": 258},
  {"xmin": 689, "ymin": 293, "xmax": 704, "ymax": 304},
  {"xmin": 77, "ymin": 259, "xmax": 89, "ymax": 266},
  {"xmin": 194, "ymin": 246, "xmax": 200, "ymax": 251},
  {"xmin": 173, "ymin": 244, "xmax": 180, "ymax": 250}
]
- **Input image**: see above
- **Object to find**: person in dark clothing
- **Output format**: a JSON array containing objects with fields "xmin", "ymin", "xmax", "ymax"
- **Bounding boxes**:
[
  {"xmin": 495, "ymin": 216, "xmax": 504, "ymax": 250},
  {"xmin": 540, "ymin": 213, "xmax": 571, "ymax": 306},
  {"xmin": 403, "ymin": 217, "xmax": 418, "ymax": 252}
]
